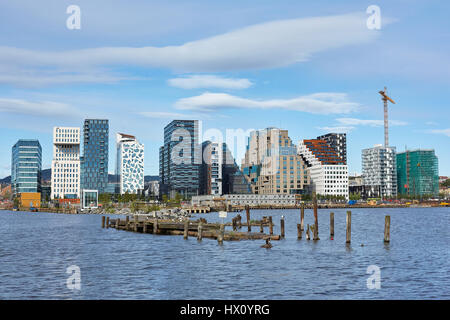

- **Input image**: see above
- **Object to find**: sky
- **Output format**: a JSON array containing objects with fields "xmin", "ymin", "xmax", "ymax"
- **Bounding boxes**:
[{"xmin": 0, "ymin": 0, "xmax": 449, "ymax": 178}]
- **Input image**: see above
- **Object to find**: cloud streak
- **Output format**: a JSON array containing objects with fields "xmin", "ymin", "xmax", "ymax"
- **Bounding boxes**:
[
  {"xmin": 0, "ymin": 98, "xmax": 78, "ymax": 117},
  {"xmin": 336, "ymin": 118, "xmax": 408, "ymax": 127},
  {"xmin": 428, "ymin": 128, "xmax": 450, "ymax": 137},
  {"xmin": 138, "ymin": 111, "xmax": 195, "ymax": 119},
  {"xmin": 168, "ymin": 75, "xmax": 253, "ymax": 89},
  {"xmin": 0, "ymin": 12, "xmax": 378, "ymax": 86},
  {"xmin": 174, "ymin": 92, "xmax": 360, "ymax": 114}
]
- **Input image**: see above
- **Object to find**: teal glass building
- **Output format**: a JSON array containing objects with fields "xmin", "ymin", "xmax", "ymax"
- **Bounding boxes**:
[
  {"xmin": 11, "ymin": 139, "xmax": 42, "ymax": 196},
  {"xmin": 397, "ymin": 149, "xmax": 439, "ymax": 196}
]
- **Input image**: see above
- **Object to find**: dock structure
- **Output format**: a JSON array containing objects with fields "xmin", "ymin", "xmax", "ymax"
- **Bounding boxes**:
[
  {"xmin": 183, "ymin": 207, "xmax": 211, "ymax": 214},
  {"xmin": 104, "ymin": 216, "xmax": 280, "ymax": 242}
]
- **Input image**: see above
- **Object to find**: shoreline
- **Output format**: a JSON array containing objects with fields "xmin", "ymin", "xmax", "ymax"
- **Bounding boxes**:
[{"xmin": 1, "ymin": 204, "xmax": 446, "ymax": 215}]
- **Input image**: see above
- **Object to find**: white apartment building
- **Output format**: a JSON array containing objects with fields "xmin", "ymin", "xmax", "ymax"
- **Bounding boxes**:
[
  {"xmin": 298, "ymin": 139, "xmax": 349, "ymax": 199},
  {"xmin": 362, "ymin": 144, "xmax": 397, "ymax": 198},
  {"xmin": 51, "ymin": 127, "xmax": 81, "ymax": 199},
  {"xmin": 116, "ymin": 133, "xmax": 144, "ymax": 194},
  {"xmin": 206, "ymin": 142, "xmax": 223, "ymax": 195}
]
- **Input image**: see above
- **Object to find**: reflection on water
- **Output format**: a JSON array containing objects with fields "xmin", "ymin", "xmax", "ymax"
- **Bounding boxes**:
[{"xmin": 0, "ymin": 207, "xmax": 449, "ymax": 299}]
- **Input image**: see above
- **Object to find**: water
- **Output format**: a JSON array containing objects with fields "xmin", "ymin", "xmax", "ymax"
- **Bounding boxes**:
[{"xmin": 0, "ymin": 207, "xmax": 449, "ymax": 299}]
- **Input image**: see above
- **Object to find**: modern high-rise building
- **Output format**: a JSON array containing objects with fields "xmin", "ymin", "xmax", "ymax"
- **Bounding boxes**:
[
  {"xmin": 81, "ymin": 119, "xmax": 109, "ymax": 193},
  {"xmin": 159, "ymin": 120, "xmax": 201, "ymax": 199},
  {"xmin": 397, "ymin": 149, "xmax": 439, "ymax": 196},
  {"xmin": 298, "ymin": 139, "xmax": 348, "ymax": 199},
  {"xmin": 51, "ymin": 127, "xmax": 81, "ymax": 199},
  {"xmin": 200, "ymin": 141, "xmax": 252, "ymax": 195},
  {"xmin": 11, "ymin": 140, "xmax": 42, "ymax": 196},
  {"xmin": 200, "ymin": 141, "xmax": 223, "ymax": 195},
  {"xmin": 116, "ymin": 133, "xmax": 144, "ymax": 194},
  {"xmin": 222, "ymin": 143, "xmax": 252, "ymax": 194},
  {"xmin": 362, "ymin": 145, "xmax": 397, "ymax": 198},
  {"xmin": 317, "ymin": 133, "xmax": 347, "ymax": 164},
  {"xmin": 242, "ymin": 128, "xmax": 310, "ymax": 194}
]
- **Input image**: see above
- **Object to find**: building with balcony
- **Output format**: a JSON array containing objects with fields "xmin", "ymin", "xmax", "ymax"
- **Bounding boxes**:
[
  {"xmin": 51, "ymin": 127, "xmax": 81, "ymax": 199},
  {"xmin": 242, "ymin": 128, "xmax": 310, "ymax": 195},
  {"xmin": 317, "ymin": 133, "xmax": 347, "ymax": 164},
  {"xmin": 298, "ymin": 139, "xmax": 348, "ymax": 199},
  {"xmin": 362, "ymin": 145, "xmax": 397, "ymax": 198}
]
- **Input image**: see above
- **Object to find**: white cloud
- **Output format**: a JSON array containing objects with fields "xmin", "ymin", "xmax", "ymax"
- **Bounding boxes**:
[
  {"xmin": 138, "ymin": 111, "xmax": 194, "ymax": 119},
  {"xmin": 168, "ymin": 75, "xmax": 253, "ymax": 89},
  {"xmin": 317, "ymin": 126, "xmax": 355, "ymax": 133},
  {"xmin": 0, "ymin": 98, "xmax": 78, "ymax": 117},
  {"xmin": 336, "ymin": 118, "xmax": 408, "ymax": 127},
  {"xmin": 0, "ymin": 72, "xmax": 138, "ymax": 87},
  {"xmin": 0, "ymin": 12, "xmax": 379, "ymax": 86},
  {"xmin": 174, "ymin": 92, "xmax": 360, "ymax": 114},
  {"xmin": 428, "ymin": 128, "xmax": 450, "ymax": 137}
]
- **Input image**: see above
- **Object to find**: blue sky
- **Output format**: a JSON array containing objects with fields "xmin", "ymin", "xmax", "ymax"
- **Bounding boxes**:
[{"xmin": 0, "ymin": 0, "xmax": 449, "ymax": 177}]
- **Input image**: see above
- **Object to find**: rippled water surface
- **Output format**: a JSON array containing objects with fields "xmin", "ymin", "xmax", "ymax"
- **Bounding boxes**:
[{"xmin": 0, "ymin": 207, "xmax": 449, "ymax": 299}]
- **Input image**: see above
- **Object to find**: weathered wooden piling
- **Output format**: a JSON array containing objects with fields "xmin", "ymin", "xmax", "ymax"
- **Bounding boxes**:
[
  {"xmin": 106, "ymin": 216, "xmax": 110, "ymax": 229},
  {"xmin": 153, "ymin": 218, "xmax": 158, "ymax": 234},
  {"xmin": 217, "ymin": 224, "xmax": 224, "ymax": 244},
  {"xmin": 134, "ymin": 215, "xmax": 138, "ymax": 232},
  {"xmin": 183, "ymin": 220, "xmax": 189, "ymax": 239},
  {"xmin": 143, "ymin": 220, "xmax": 147, "ymax": 233},
  {"xmin": 116, "ymin": 218, "xmax": 120, "ymax": 229},
  {"xmin": 260, "ymin": 220, "xmax": 264, "ymax": 233},
  {"xmin": 269, "ymin": 216, "xmax": 273, "ymax": 235},
  {"xmin": 246, "ymin": 205, "xmax": 251, "ymax": 232},
  {"xmin": 313, "ymin": 191, "xmax": 319, "ymax": 240},
  {"xmin": 300, "ymin": 203, "xmax": 305, "ymax": 231},
  {"xmin": 306, "ymin": 224, "xmax": 310, "ymax": 240},
  {"xmin": 280, "ymin": 216, "xmax": 285, "ymax": 238},
  {"xmin": 101, "ymin": 216, "xmax": 105, "ymax": 228},
  {"xmin": 330, "ymin": 212, "xmax": 334, "ymax": 237},
  {"xmin": 297, "ymin": 224, "xmax": 302, "ymax": 239},
  {"xmin": 237, "ymin": 214, "xmax": 242, "ymax": 228},
  {"xmin": 384, "ymin": 215, "xmax": 390, "ymax": 243},
  {"xmin": 197, "ymin": 222, "xmax": 203, "ymax": 241},
  {"xmin": 346, "ymin": 211, "xmax": 351, "ymax": 244}
]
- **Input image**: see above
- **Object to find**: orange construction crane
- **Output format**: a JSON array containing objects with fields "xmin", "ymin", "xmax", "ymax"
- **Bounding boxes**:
[{"xmin": 378, "ymin": 87, "xmax": 396, "ymax": 147}]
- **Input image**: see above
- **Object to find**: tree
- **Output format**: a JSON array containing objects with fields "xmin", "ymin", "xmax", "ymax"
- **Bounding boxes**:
[{"xmin": 99, "ymin": 193, "xmax": 112, "ymax": 204}]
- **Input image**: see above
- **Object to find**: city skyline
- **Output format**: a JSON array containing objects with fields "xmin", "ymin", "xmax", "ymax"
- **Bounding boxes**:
[{"xmin": 1, "ymin": 1, "xmax": 449, "ymax": 178}]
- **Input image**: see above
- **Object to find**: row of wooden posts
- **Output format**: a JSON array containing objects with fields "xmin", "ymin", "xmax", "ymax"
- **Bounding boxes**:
[
  {"xmin": 294, "ymin": 202, "xmax": 391, "ymax": 243},
  {"xmin": 101, "ymin": 200, "xmax": 391, "ymax": 244}
]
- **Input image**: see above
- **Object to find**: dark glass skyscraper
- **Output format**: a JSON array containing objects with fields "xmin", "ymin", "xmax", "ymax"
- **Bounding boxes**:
[
  {"xmin": 159, "ymin": 120, "xmax": 201, "ymax": 199},
  {"xmin": 81, "ymin": 119, "xmax": 109, "ymax": 193},
  {"xmin": 11, "ymin": 139, "xmax": 42, "ymax": 196}
]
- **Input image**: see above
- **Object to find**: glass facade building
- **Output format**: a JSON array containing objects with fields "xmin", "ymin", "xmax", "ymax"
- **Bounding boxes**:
[
  {"xmin": 81, "ymin": 119, "xmax": 109, "ymax": 193},
  {"xmin": 397, "ymin": 149, "xmax": 439, "ymax": 196},
  {"xmin": 11, "ymin": 139, "xmax": 42, "ymax": 196},
  {"xmin": 159, "ymin": 120, "xmax": 201, "ymax": 199}
]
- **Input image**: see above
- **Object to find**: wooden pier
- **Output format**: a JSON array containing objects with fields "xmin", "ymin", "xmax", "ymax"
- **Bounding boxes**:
[{"xmin": 104, "ymin": 216, "xmax": 280, "ymax": 242}]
